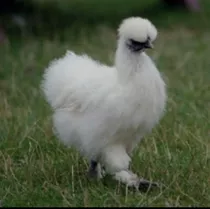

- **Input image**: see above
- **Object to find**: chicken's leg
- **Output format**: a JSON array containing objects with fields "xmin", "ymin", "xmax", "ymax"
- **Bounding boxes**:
[
  {"xmin": 88, "ymin": 160, "xmax": 105, "ymax": 180},
  {"xmin": 101, "ymin": 145, "xmax": 159, "ymax": 192}
]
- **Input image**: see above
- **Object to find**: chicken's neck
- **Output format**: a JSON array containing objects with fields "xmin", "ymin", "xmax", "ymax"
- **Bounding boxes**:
[{"xmin": 115, "ymin": 40, "xmax": 144, "ymax": 84}]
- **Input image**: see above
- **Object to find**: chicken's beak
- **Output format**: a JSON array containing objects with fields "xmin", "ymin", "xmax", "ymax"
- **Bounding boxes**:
[{"xmin": 144, "ymin": 41, "xmax": 153, "ymax": 49}]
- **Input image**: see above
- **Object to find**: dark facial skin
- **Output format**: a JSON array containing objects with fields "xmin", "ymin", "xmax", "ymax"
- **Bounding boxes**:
[{"xmin": 127, "ymin": 37, "xmax": 153, "ymax": 52}]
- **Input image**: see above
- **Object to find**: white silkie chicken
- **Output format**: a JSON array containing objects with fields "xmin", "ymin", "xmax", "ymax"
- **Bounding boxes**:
[{"xmin": 41, "ymin": 17, "xmax": 167, "ymax": 191}]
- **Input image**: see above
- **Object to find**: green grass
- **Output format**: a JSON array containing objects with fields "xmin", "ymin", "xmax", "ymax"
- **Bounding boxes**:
[{"xmin": 0, "ymin": 0, "xmax": 210, "ymax": 206}]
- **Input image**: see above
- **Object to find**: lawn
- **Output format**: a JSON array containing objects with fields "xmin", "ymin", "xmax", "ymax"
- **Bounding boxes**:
[{"xmin": 0, "ymin": 0, "xmax": 210, "ymax": 206}]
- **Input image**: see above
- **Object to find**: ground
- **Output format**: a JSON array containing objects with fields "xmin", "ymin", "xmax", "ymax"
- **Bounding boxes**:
[{"xmin": 0, "ymin": 0, "xmax": 210, "ymax": 207}]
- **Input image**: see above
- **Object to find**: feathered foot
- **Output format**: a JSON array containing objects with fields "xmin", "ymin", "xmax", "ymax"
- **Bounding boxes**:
[{"xmin": 113, "ymin": 170, "xmax": 160, "ymax": 192}]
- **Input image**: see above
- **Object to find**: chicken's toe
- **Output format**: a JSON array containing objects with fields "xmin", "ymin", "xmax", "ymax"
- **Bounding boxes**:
[{"xmin": 137, "ymin": 179, "xmax": 159, "ymax": 192}]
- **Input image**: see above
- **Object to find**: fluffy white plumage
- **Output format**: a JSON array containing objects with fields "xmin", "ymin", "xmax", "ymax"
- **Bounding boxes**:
[{"xmin": 41, "ymin": 16, "xmax": 167, "ymax": 189}]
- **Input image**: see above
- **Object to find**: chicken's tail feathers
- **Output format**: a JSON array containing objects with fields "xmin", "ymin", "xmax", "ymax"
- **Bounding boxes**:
[
  {"xmin": 40, "ymin": 49, "xmax": 80, "ymax": 110},
  {"xmin": 46, "ymin": 50, "xmax": 77, "ymax": 70},
  {"xmin": 65, "ymin": 50, "xmax": 76, "ymax": 57}
]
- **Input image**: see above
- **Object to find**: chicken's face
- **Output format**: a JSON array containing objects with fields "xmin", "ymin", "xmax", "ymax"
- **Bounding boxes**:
[{"xmin": 118, "ymin": 17, "xmax": 157, "ymax": 53}]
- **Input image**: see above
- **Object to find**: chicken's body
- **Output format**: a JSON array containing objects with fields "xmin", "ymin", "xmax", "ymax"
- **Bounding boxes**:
[{"xmin": 41, "ymin": 17, "xmax": 167, "ymax": 190}]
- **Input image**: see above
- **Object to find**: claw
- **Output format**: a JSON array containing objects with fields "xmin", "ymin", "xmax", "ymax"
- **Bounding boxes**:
[{"xmin": 137, "ymin": 179, "xmax": 159, "ymax": 192}]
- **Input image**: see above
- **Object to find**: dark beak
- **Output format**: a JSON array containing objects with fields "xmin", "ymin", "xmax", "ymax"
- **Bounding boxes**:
[{"xmin": 144, "ymin": 41, "xmax": 153, "ymax": 49}]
